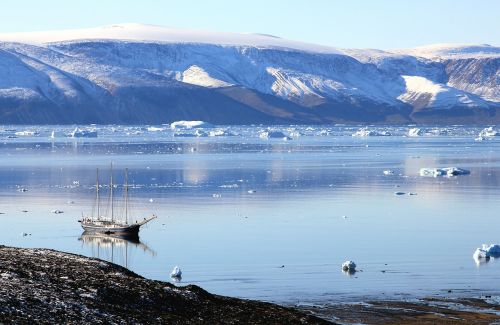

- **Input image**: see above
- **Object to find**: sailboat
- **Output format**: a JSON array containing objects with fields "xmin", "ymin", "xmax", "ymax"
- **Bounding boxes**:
[{"xmin": 79, "ymin": 165, "xmax": 156, "ymax": 236}]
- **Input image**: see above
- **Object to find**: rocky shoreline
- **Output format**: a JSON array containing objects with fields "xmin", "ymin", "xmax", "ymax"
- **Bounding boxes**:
[
  {"xmin": 2, "ymin": 245, "xmax": 500, "ymax": 324},
  {"xmin": 0, "ymin": 246, "xmax": 328, "ymax": 324}
]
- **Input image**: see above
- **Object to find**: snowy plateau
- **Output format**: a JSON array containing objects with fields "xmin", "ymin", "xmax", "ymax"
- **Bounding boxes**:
[{"xmin": 0, "ymin": 23, "xmax": 498, "ymax": 124}]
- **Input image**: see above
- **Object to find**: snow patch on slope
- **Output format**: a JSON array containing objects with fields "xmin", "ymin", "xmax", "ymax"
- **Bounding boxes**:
[
  {"xmin": 181, "ymin": 65, "xmax": 233, "ymax": 88},
  {"xmin": 398, "ymin": 76, "xmax": 489, "ymax": 109}
]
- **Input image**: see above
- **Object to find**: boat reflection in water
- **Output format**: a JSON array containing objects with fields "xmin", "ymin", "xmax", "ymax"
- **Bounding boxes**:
[{"xmin": 79, "ymin": 232, "xmax": 156, "ymax": 268}]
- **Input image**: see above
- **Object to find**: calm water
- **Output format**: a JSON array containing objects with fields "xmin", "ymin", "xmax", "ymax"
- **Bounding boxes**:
[{"xmin": 1, "ymin": 125, "xmax": 500, "ymax": 304}]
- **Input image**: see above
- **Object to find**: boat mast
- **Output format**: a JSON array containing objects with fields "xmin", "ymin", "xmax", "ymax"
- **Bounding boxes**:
[
  {"xmin": 96, "ymin": 168, "xmax": 100, "ymax": 220},
  {"xmin": 125, "ymin": 168, "xmax": 129, "ymax": 225},
  {"xmin": 110, "ymin": 163, "xmax": 114, "ymax": 222}
]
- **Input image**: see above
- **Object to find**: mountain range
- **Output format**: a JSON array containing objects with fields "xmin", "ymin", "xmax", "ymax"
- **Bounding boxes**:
[{"xmin": 0, "ymin": 23, "xmax": 498, "ymax": 124}]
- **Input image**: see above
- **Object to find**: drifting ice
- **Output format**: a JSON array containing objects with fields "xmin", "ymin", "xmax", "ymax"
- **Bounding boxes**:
[
  {"xmin": 259, "ymin": 130, "xmax": 291, "ymax": 140},
  {"xmin": 383, "ymin": 170, "xmax": 394, "ymax": 175},
  {"xmin": 147, "ymin": 126, "xmax": 165, "ymax": 132},
  {"xmin": 473, "ymin": 244, "xmax": 500, "ymax": 260},
  {"xmin": 69, "ymin": 128, "xmax": 97, "ymax": 138},
  {"xmin": 342, "ymin": 261, "xmax": 356, "ymax": 272},
  {"xmin": 352, "ymin": 128, "xmax": 391, "ymax": 137},
  {"xmin": 170, "ymin": 266, "xmax": 182, "ymax": 278},
  {"xmin": 419, "ymin": 167, "xmax": 470, "ymax": 177},
  {"xmin": 170, "ymin": 121, "xmax": 213, "ymax": 129},
  {"xmin": 408, "ymin": 128, "xmax": 423, "ymax": 137},
  {"xmin": 209, "ymin": 129, "xmax": 234, "ymax": 137},
  {"xmin": 479, "ymin": 127, "xmax": 499, "ymax": 138}
]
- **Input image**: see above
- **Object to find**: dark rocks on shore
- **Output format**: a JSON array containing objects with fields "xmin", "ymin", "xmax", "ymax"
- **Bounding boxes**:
[{"xmin": 0, "ymin": 246, "xmax": 329, "ymax": 324}]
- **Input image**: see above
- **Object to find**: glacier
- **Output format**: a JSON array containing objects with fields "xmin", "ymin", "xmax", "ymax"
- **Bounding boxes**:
[{"xmin": 0, "ymin": 23, "xmax": 498, "ymax": 124}]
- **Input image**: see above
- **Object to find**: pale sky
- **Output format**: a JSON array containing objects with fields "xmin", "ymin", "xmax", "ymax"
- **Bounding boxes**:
[{"xmin": 1, "ymin": 0, "xmax": 498, "ymax": 49}]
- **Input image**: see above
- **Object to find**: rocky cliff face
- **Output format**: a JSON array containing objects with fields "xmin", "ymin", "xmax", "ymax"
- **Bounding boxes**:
[{"xmin": 0, "ymin": 24, "xmax": 498, "ymax": 124}]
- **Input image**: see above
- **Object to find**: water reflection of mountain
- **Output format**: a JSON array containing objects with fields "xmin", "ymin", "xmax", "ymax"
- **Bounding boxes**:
[{"xmin": 79, "ymin": 232, "xmax": 156, "ymax": 268}]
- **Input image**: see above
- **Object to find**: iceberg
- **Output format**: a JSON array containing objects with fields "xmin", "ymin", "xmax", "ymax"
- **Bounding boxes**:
[
  {"xmin": 14, "ymin": 130, "xmax": 38, "ymax": 136},
  {"xmin": 170, "ymin": 121, "xmax": 213, "ymax": 129},
  {"xmin": 342, "ymin": 260, "xmax": 356, "ymax": 272},
  {"xmin": 209, "ymin": 129, "xmax": 234, "ymax": 137},
  {"xmin": 259, "ymin": 130, "xmax": 291, "ymax": 140},
  {"xmin": 352, "ymin": 128, "xmax": 391, "ymax": 137},
  {"xmin": 479, "ymin": 127, "xmax": 499, "ymax": 138},
  {"xmin": 408, "ymin": 128, "xmax": 423, "ymax": 137},
  {"xmin": 69, "ymin": 128, "xmax": 97, "ymax": 138},
  {"xmin": 419, "ymin": 167, "xmax": 470, "ymax": 177},
  {"xmin": 147, "ymin": 126, "xmax": 165, "ymax": 132},
  {"xmin": 473, "ymin": 244, "xmax": 500, "ymax": 261},
  {"xmin": 170, "ymin": 266, "xmax": 182, "ymax": 278}
]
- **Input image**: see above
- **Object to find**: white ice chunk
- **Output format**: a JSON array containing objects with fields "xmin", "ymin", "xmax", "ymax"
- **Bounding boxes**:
[
  {"xmin": 14, "ymin": 130, "xmax": 38, "ymax": 136},
  {"xmin": 352, "ymin": 128, "xmax": 391, "ymax": 137},
  {"xmin": 473, "ymin": 248, "xmax": 490, "ymax": 260},
  {"xmin": 408, "ymin": 128, "xmax": 423, "ymax": 137},
  {"xmin": 194, "ymin": 129, "xmax": 208, "ymax": 137},
  {"xmin": 383, "ymin": 170, "xmax": 395, "ymax": 175},
  {"xmin": 69, "ymin": 128, "xmax": 97, "ymax": 138},
  {"xmin": 147, "ymin": 126, "xmax": 165, "ymax": 132},
  {"xmin": 170, "ymin": 121, "xmax": 214, "ymax": 129},
  {"xmin": 473, "ymin": 244, "xmax": 500, "ymax": 262},
  {"xmin": 209, "ymin": 129, "xmax": 234, "ymax": 137},
  {"xmin": 419, "ymin": 167, "xmax": 470, "ymax": 177},
  {"xmin": 479, "ymin": 127, "xmax": 499, "ymax": 138},
  {"xmin": 342, "ymin": 260, "xmax": 356, "ymax": 272},
  {"xmin": 259, "ymin": 130, "xmax": 291, "ymax": 140},
  {"xmin": 170, "ymin": 266, "xmax": 182, "ymax": 278}
]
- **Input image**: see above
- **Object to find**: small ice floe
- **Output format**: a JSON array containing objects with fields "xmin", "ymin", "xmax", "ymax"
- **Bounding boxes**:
[
  {"xmin": 51, "ymin": 209, "xmax": 64, "ymax": 214},
  {"xmin": 259, "ymin": 130, "xmax": 291, "ymax": 140},
  {"xmin": 170, "ymin": 266, "xmax": 182, "ymax": 278},
  {"xmin": 170, "ymin": 121, "xmax": 213, "ymax": 129},
  {"xmin": 342, "ymin": 261, "xmax": 356, "ymax": 273},
  {"xmin": 288, "ymin": 131, "xmax": 303, "ymax": 138},
  {"xmin": 247, "ymin": 190, "xmax": 257, "ymax": 194},
  {"xmin": 479, "ymin": 127, "xmax": 499, "ymax": 138},
  {"xmin": 419, "ymin": 167, "xmax": 470, "ymax": 177},
  {"xmin": 149, "ymin": 198, "xmax": 154, "ymax": 203},
  {"xmin": 194, "ymin": 129, "xmax": 208, "ymax": 137},
  {"xmin": 147, "ymin": 126, "xmax": 165, "ymax": 132},
  {"xmin": 212, "ymin": 193, "xmax": 222, "ymax": 198},
  {"xmin": 342, "ymin": 215, "xmax": 347, "ymax": 219},
  {"xmin": 408, "ymin": 127, "xmax": 423, "ymax": 137},
  {"xmin": 209, "ymin": 129, "xmax": 234, "ymax": 137},
  {"xmin": 72, "ymin": 180, "xmax": 80, "ymax": 186},
  {"xmin": 18, "ymin": 188, "xmax": 28, "ymax": 192},
  {"xmin": 352, "ymin": 128, "xmax": 391, "ymax": 137},
  {"xmin": 383, "ymin": 170, "xmax": 395, "ymax": 175},
  {"xmin": 69, "ymin": 128, "xmax": 97, "ymax": 138},
  {"xmin": 50, "ymin": 130, "xmax": 55, "ymax": 139},
  {"xmin": 394, "ymin": 191, "xmax": 406, "ymax": 196},
  {"xmin": 473, "ymin": 244, "xmax": 500, "ymax": 262},
  {"xmin": 15, "ymin": 130, "xmax": 38, "ymax": 136}
]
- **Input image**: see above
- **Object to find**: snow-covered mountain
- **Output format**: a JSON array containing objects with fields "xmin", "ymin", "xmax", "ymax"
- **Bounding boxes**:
[{"xmin": 0, "ymin": 23, "xmax": 498, "ymax": 124}]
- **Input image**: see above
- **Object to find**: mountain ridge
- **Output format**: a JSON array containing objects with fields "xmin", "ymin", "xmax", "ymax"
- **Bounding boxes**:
[{"xmin": 0, "ymin": 24, "xmax": 498, "ymax": 124}]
